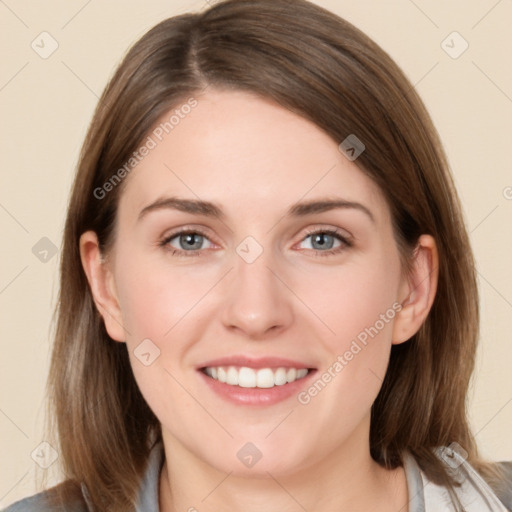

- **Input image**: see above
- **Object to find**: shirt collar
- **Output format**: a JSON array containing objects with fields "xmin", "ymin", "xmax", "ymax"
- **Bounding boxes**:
[
  {"xmin": 403, "ymin": 451, "xmax": 426, "ymax": 512},
  {"xmin": 134, "ymin": 440, "xmax": 165, "ymax": 512}
]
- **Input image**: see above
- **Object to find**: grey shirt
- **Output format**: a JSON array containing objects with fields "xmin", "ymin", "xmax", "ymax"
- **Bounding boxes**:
[{"xmin": 3, "ymin": 442, "xmax": 511, "ymax": 511}]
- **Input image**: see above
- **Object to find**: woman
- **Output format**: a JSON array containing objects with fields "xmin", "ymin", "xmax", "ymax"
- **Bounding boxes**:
[{"xmin": 4, "ymin": 0, "xmax": 511, "ymax": 510}]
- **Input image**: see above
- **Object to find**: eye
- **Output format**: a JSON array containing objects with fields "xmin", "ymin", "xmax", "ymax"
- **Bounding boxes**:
[
  {"xmin": 297, "ymin": 228, "xmax": 351, "ymax": 257},
  {"xmin": 159, "ymin": 227, "xmax": 352, "ymax": 258},
  {"xmin": 159, "ymin": 229, "xmax": 215, "ymax": 256}
]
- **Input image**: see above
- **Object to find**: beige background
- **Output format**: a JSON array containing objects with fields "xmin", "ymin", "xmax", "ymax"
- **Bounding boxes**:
[{"xmin": 1, "ymin": 0, "xmax": 511, "ymax": 507}]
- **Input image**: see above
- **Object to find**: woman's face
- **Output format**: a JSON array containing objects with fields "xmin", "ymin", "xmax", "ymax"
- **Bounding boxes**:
[{"xmin": 97, "ymin": 89, "xmax": 411, "ymax": 476}]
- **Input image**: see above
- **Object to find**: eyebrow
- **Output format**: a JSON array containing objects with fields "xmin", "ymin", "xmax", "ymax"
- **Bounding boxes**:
[{"xmin": 137, "ymin": 196, "xmax": 374, "ymax": 223}]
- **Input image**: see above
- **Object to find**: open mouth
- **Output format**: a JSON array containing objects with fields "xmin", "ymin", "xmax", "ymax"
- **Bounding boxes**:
[{"xmin": 200, "ymin": 366, "xmax": 313, "ymax": 389}]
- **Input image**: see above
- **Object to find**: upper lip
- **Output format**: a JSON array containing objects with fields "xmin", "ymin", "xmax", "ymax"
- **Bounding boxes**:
[{"xmin": 198, "ymin": 355, "xmax": 315, "ymax": 370}]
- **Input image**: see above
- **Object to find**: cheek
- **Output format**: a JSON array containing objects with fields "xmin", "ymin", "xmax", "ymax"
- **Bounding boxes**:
[
  {"xmin": 114, "ymin": 250, "xmax": 214, "ymax": 343},
  {"xmin": 113, "ymin": 258, "xmax": 209, "ymax": 426},
  {"xmin": 298, "ymin": 253, "xmax": 401, "ymax": 408},
  {"xmin": 113, "ymin": 254, "xmax": 219, "ymax": 406},
  {"xmin": 301, "ymin": 254, "xmax": 401, "ymax": 351}
]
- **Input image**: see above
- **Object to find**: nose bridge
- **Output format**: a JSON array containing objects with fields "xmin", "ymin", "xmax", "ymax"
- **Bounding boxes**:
[{"xmin": 220, "ymin": 236, "xmax": 293, "ymax": 337}]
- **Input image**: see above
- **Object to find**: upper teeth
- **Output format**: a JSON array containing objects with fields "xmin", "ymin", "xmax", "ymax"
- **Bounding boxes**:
[{"xmin": 204, "ymin": 366, "xmax": 309, "ymax": 388}]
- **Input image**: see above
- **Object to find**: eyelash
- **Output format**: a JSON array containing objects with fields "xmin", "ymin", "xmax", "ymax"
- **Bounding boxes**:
[{"xmin": 158, "ymin": 227, "xmax": 352, "ymax": 258}]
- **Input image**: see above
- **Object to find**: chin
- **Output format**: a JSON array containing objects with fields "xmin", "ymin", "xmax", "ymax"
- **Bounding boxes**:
[{"xmin": 200, "ymin": 438, "xmax": 311, "ymax": 478}]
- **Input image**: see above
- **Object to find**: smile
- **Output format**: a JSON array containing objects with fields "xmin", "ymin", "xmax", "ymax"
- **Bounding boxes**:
[{"xmin": 202, "ymin": 366, "xmax": 310, "ymax": 388}]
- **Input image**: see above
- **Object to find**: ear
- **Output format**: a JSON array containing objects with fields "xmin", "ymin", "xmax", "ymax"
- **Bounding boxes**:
[
  {"xmin": 79, "ymin": 231, "xmax": 126, "ymax": 342},
  {"xmin": 392, "ymin": 234, "xmax": 439, "ymax": 345}
]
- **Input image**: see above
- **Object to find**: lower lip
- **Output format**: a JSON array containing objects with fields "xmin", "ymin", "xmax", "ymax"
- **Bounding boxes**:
[{"xmin": 198, "ymin": 369, "xmax": 317, "ymax": 406}]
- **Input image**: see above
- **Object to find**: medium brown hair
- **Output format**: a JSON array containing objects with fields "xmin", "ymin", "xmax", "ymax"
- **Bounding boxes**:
[{"xmin": 46, "ymin": 0, "xmax": 492, "ymax": 509}]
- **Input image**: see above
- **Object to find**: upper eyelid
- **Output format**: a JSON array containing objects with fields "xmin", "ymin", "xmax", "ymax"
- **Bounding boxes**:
[
  {"xmin": 302, "ymin": 226, "xmax": 352, "ymax": 240},
  {"xmin": 162, "ymin": 226, "xmax": 215, "ymax": 242}
]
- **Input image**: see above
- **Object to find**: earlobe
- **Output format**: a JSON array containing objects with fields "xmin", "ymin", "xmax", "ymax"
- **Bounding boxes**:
[
  {"xmin": 392, "ymin": 235, "xmax": 439, "ymax": 345},
  {"xmin": 79, "ymin": 231, "xmax": 126, "ymax": 342}
]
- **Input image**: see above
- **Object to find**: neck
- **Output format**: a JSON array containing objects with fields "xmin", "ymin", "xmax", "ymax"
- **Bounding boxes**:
[{"xmin": 158, "ymin": 428, "xmax": 409, "ymax": 512}]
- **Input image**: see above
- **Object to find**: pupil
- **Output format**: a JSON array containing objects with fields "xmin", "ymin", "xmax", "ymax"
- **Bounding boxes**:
[
  {"xmin": 313, "ymin": 233, "xmax": 333, "ymax": 250},
  {"xmin": 182, "ymin": 234, "xmax": 202, "ymax": 250}
]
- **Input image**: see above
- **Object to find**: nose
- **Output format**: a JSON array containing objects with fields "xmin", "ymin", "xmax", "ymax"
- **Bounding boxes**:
[{"xmin": 220, "ymin": 245, "xmax": 294, "ymax": 339}]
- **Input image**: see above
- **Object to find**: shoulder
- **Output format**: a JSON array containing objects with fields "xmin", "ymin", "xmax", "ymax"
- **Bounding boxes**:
[
  {"xmin": 2, "ymin": 439, "xmax": 164, "ymax": 512},
  {"xmin": 404, "ymin": 450, "xmax": 512, "ymax": 511},
  {"xmin": 492, "ymin": 461, "xmax": 512, "ymax": 511},
  {"xmin": 1, "ymin": 481, "xmax": 89, "ymax": 512}
]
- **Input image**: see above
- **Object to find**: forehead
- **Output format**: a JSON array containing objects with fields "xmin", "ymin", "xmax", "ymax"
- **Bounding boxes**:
[{"xmin": 117, "ymin": 89, "xmax": 388, "ymax": 224}]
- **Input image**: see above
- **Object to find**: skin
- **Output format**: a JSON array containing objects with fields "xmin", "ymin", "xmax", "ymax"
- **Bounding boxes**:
[{"xmin": 81, "ymin": 89, "xmax": 438, "ymax": 512}]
